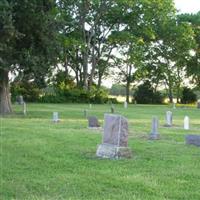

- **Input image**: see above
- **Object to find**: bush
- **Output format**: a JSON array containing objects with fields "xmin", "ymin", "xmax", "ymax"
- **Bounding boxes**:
[
  {"xmin": 181, "ymin": 87, "xmax": 197, "ymax": 104},
  {"xmin": 39, "ymin": 87, "xmax": 111, "ymax": 104},
  {"xmin": 133, "ymin": 81, "xmax": 164, "ymax": 104},
  {"xmin": 11, "ymin": 81, "xmax": 41, "ymax": 102}
]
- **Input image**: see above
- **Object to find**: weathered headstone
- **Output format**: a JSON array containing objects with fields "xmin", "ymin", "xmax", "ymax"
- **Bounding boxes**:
[
  {"xmin": 23, "ymin": 102, "xmax": 27, "ymax": 115},
  {"xmin": 173, "ymin": 103, "xmax": 176, "ymax": 109},
  {"xmin": 111, "ymin": 105, "xmax": 115, "ymax": 113},
  {"xmin": 16, "ymin": 95, "xmax": 24, "ymax": 105},
  {"xmin": 88, "ymin": 116, "xmax": 100, "ymax": 128},
  {"xmin": 124, "ymin": 101, "xmax": 128, "ymax": 109},
  {"xmin": 185, "ymin": 134, "xmax": 200, "ymax": 147},
  {"xmin": 149, "ymin": 117, "xmax": 159, "ymax": 140},
  {"xmin": 52, "ymin": 112, "xmax": 59, "ymax": 123},
  {"xmin": 184, "ymin": 116, "xmax": 189, "ymax": 130},
  {"xmin": 96, "ymin": 114, "xmax": 132, "ymax": 159},
  {"xmin": 83, "ymin": 109, "xmax": 88, "ymax": 118},
  {"xmin": 165, "ymin": 111, "xmax": 173, "ymax": 127},
  {"xmin": 197, "ymin": 101, "xmax": 200, "ymax": 109}
]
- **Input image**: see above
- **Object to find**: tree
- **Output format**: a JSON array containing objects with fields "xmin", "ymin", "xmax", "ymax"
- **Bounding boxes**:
[
  {"xmin": 0, "ymin": 0, "xmax": 59, "ymax": 114},
  {"xmin": 178, "ymin": 12, "xmax": 200, "ymax": 88}
]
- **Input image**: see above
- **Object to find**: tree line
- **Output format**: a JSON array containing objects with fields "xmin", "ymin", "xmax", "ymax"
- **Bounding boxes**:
[{"xmin": 0, "ymin": 0, "xmax": 200, "ymax": 114}]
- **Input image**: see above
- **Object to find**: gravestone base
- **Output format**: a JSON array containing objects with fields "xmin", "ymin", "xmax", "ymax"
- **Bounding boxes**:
[
  {"xmin": 96, "ymin": 144, "xmax": 132, "ymax": 159},
  {"xmin": 149, "ymin": 134, "xmax": 160, "ymax": 140},
  {"xmin": 163, "ymin": 124, "xmax": 172, "ymax": 127},
  {"xmin": 88, "ymin": 127, "xmax": 102, "ymax": 130},
  {"xmin": 185, "ymin": 134, "xmax": 200, "ymax": 147}
]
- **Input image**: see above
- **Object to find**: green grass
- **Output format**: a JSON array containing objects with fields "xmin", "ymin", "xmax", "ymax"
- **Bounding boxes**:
[{"xmin": 1, "ymin": 103, "xmax": 200, "ymax": 200}]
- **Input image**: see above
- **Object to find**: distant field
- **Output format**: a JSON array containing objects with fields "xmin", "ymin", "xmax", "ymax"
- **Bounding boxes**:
[{"xmin": 1, "ymin": 103, "xmax": 200, "ymax": 200}]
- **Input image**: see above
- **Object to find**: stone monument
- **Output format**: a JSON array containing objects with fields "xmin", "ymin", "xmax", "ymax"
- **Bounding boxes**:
[
  {"xmin": 124, "ymin": 101, "xmax": 128, "ymax": 109},
  {"xmin": 149, "ymin": 117, "xmax": 159, "ymax": 140},
  {"xmin": 83, "ymin": 109, "xmax": 88, "ymax": 118},
  {"xmin": 111, "ymin": 105, "xmax": 115, "ymax": 113},
  {"xmin": 16, "ymin": 95, "xmax": 24, "ymax": 105},
  {"xmin": 88, "ymin": 116, "xmax": 100, "ymax": 129},
  {"xmin": 184, "ymin": 116, "xmax": 189, "ymax": 130},
  {"xmin": 185, "ymin": 135, "xmax": 200, "ymax": 147},
  {"xmin": 52, "ymin": 112, "xmax": 59, "ymax": 123},
  {"xmin": 23, "ymin": 102, "xmax": 27, "ymax": 115},
  {"xmin": 165, "ymin": 111, "xmax": 173, "ymax": 127},
  {"xmin": 96, "ymin": 114, "xmax": 132, "ymax": 159}
]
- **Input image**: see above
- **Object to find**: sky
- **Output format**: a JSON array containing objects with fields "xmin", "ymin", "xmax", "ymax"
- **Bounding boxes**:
[{"xmin": 174, "ymin": 0, "xmax": 200, "ymax": 14}]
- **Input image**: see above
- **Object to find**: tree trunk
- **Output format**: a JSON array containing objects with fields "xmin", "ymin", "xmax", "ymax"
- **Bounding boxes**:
[
  {"xmin": 168, "ymin": 86, "xmax": 173, "ymax": 103},
  {"xmin": 0, "ymin": 69, "xmax": 12, "ymax": 114},
  {"xmin": 126, "ymin": 78, "xmax": 130, "ymax": 103}
]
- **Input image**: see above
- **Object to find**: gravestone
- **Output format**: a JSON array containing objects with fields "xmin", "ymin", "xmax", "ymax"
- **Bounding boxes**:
[
  {"xmin": 165, "ymin": 111, "xmax": 173, "ymax": 127},
  {"xmin": 185, "ymin": 134, "xmax": 200, "ymax": 147},
  {"xmin": 111, "ymin": 105, "xmax": 115, "ymax": 113},
  {"xmin": 52, "ymin": 112, "xmax": 59, "ymax": 123},
  {"xmin": 16, "ymin": 95, "xmax": 24, "ymax": 105},
  {"xmin": 23, "ymin": 102, "xmax": 27, "ymax": 115},
  {"xmin": 88, "ymin": 116, "xmax": 100, "ymax": 128},
  {"xmin": 124, "ymin": 101, "xmax": 128, "ymax": 109},
  {"xmin": 83, "ymin": 109, "xmax": 88, "ymax": 118},
  {"xmin": 173, "ymin": 103, "xmax": 176, "ymax": 109},
  {"xmin": 149, "ymin": 117, "xmax": 159, "ymax": 140},
  {"xmin": 96, "ymin": 114, "xmax": 132, "ymax": 159},
  {"xmin": 184, "ymin": 116, "xmax": 189, "ymax": 130},
  {"xmin": 197, "ymin": 101, "xmax": 200, "ymax": 109},
  {"xmin": 89, "ymin": 104, "xmax": 92, "ymax": 109}
]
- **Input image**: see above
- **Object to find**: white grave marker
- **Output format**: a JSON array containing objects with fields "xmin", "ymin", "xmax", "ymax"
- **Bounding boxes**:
[
  {"xmin": 23, "ymin": 102, "xmax": 27, "ymax": 115},
  {"xmin": 124, "ymin": 101, "xmax": 128, "ymax": 109},
  {"xmin": 53, "ymin": 112, "xmax": 59, "ymax": 123},
  {"xmin": 165, "ymin": 111, "xmax": 173, "ymax": 127},
  {"xmin": 184, "ymin": 116, "xmax": 189, "ymax": 130}
]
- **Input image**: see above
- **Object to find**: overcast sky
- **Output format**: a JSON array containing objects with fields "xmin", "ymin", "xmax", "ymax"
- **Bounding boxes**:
[{"xmin": 174, "ymin": 0, "xmax": 200, "ymax": 14}]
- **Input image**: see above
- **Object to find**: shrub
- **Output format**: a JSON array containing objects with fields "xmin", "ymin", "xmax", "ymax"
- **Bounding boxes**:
[
  {"xmin": 11, "ymin": 81, "xmax": 41, "ymax": 102},
  {"xmin": 133, "ymin": 81, "xmax": 164, "ymax": 104},
  {"xmin": 181, "ymin": 87, "xmax": 197, "ymax": 104}
]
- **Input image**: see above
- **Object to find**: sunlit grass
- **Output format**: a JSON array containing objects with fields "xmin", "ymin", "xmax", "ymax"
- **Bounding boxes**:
[{"xmin": 0, "ymin": 103, "xmax": 200, "ymax": 200}]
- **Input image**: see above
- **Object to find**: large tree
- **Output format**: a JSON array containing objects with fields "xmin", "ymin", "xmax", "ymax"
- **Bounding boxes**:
[{"xmin": 0, "ymin": 0, "xmax": 59, "ymax": 114}]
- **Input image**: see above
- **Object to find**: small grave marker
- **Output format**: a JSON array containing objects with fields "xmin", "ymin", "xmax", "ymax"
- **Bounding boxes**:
[
  {"xmin": 185, "ymin": 135, "xmax": 200, "ymax": 147},
  {"xmin": 23, "ymin": 102, "xmax": 27, "ymax": 115},
  {"xmin": 124, "ymin": 101, "xmax": 128, "ymax": 109},
  {"xmin": 52, "ymin": 112, "xmax": 59, "ymax": 123},
  {"xmin": 111, "ymin": 105, "xmax": 115, "ymax": 113},
  {"xmin": 165, "ymin": 111, "xmax": 173, "ymax": 127},
  {"xmin": 83, "ymin": 109, "xmax": 88, "ymax": 118},
  {"xmin": 88, "ymin": 116, "xmax": 100, "ymax": 129},
  {"xmin": 173, "ymin": 103, "xmax": 176, "ymax": 109},
  {"xmin": 184, "ymin": 116, "xmax": 189, "ymax": 130},
  {"xmin": 149, "ymin": 117, "xmax": 159, "ymax": 140}
]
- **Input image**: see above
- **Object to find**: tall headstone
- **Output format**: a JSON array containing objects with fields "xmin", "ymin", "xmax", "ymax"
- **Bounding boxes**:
[
  {"xmin": 165, "ymin": 111, "xmax": 173, "ymax": 127},
  {"xmin": 184, "ymin": 116, "xmax": 189, "ymax": 130},
  {"xmin": 23, "ymin": 102, "xmax": 27, "ymax": 116},
  {"xmin": 111, "ymin": 105, "xmax": 114, "ymax": 113},
  {"xmin": 83, "ymin": 109, "xmax": 88, "ymax": 118},
  {"xmin": 52, "ymin": 112, "xmax": 59, "ymax": 123},
  {"xmin": 124, "ymin": 101, "xmax": 128, "ymax": 109},
  {"xmin": 96, "ymin": 114, "xmax": 132, "ymax": 159},
  {"xmin": 88, "ymin": 116, "xmax": 100, "ymax": 128},
  {"xmin": 185, "ymin": 135, "xmax": 200, "ymax": 147},
  {"xmin": 16, "ymin": 95, "xmax": 24, "ymax": 105},
  {"xmin": 149, "ymin": 117, "xmax": 159, "ymax": 140}
]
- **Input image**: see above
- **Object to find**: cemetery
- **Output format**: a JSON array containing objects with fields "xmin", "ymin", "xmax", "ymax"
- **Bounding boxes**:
[
  {"xmin": 1, "ymin": 103, "xmax": 200, "ymax": 199},
  {"xmin": 0, "ymin": 0, "xmax": 200, "ymax": 199}
]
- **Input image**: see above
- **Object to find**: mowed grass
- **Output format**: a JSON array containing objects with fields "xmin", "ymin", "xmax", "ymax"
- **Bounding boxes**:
[{"xmin": 0, "ymin": 103, "xmax": 200, "ymax": 200}]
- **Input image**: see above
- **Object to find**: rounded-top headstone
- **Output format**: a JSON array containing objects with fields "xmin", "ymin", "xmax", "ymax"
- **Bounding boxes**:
[{"xmin": 184, "ymin": 116, "xmax": 189, "ymax": 130}]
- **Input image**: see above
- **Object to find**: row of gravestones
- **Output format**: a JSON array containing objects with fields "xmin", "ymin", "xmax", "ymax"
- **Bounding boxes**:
[
  {"xmin": 52, "ymin": 111, "xmax": 200, "ymax": 159},
  {"xmin": 164, "ymin": 111, "xmax": 190, "ymax": 130}
]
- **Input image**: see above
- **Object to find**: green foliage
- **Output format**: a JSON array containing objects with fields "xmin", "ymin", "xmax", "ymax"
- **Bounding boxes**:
[
  {"xmin": 181, "ymin": 87, "xmax": 197, "ymax": 104},
  {"xmin": 10, "ymin": 81, "xmax": 41, "ymax": 102},
  {"xmin": 134, "ymin": 81, "xmax": 164, "ymax": 104}
]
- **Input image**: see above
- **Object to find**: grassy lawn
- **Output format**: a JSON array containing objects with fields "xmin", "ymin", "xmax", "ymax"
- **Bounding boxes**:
[{"xmin": 1, "ymin": 103, "xmax": 200, "ymax": 200}]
